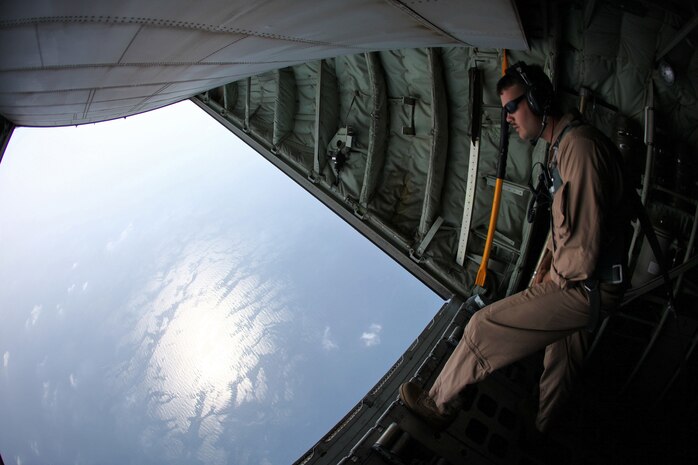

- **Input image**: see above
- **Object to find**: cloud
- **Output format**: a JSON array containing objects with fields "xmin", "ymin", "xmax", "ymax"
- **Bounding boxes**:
[
  {"xmin": 106, "ymin": 223, "xmax": 134, "ymax": 252},
  {"xmin": 26, "ymin": 305, "xmax": 42, "ymax": 328},
  {"xmin": 255, "ymin": 368, "xmax": 268, "ymax": 402},
  {"xmin": 41, "ymin": 381, "xmax": 58, "ymax": 410},
  {"xmin": 360, "ymin": 323, "xmax": 382, "ymax": 347},
  {"xmin": 3, "ymin": 351, "xmax": 8, "ymax": 368},
  {"xmin": 69, "ymin": 373, "xmax": 78, "ymax": 388},
  {"xmin": 322, "ymin": 326, "xmax": 338, "ymax": 351},
  {"xmin": 72, "ymin": 262, "xmax": 78, "ymax": 270},
  {"xmin": 68, "ymin": 282, "xmax": 88, "ymax": 293},
  {"xmin": 235, "ymin": 377, "xmax": 253, "ymax": 407}
]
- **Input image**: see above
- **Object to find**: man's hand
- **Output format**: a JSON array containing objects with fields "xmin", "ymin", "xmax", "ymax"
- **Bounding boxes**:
[{"xmin": 532, "ymin": 250, "xmax": 552, "ymax": 285}]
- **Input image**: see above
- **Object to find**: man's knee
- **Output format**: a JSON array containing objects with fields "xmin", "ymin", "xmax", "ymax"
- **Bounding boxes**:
[
  {"xmin": 462, "ymin": 310, "xmax": 491, "ymax": 363},
  {"xmin": 464, "ymin": 306, "xmax": 487, "ymax": 340}
]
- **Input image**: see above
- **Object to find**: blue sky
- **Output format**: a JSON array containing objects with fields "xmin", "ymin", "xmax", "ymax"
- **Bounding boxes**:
[{"xmin": 0, "ymin": 100, "xmax": 443, "ymax": 465}]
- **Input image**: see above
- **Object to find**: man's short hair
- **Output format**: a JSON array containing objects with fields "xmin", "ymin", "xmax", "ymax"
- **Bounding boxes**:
[
  {"xmin": 496, "ymin": 72, "xmax": 525, "ymax": 95},
  {"xmin": 497, "ymin": 62, "xmax": 561, "ymax": 117}
]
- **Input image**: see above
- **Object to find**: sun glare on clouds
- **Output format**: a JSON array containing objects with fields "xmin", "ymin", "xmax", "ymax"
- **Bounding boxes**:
[{"xmin": 115, "ymin": 235, "xmax": 294, "ymax": 464}]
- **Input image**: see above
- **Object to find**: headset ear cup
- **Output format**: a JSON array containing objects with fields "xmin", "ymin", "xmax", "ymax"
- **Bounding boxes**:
[
  {"xmin": 527, "ymin": 82, "xmax": 552, "ymax": 117},
  {"xmin": 526, "ymin": 87, "xmax": 540, "ymax": 116},
  {"xmin": 526, "ymin": 86, "xmax": 540, "ymax": 116},
  {"xmin": 508, "ymin": 61, "xmax": 553, "ymax": 116}
]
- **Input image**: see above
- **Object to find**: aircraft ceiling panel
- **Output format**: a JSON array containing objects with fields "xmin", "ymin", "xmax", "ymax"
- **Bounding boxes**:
[
  {"xmin": 202, "ymin": 36, "xmax": 327, "ymax": 65},
  {"xmin": 11, "ymin": 103, "xmax": 88, "ymax": 116},
  {"xmin": 405, "ymin": 0, "xmax": 526, "ymax": 49},
  {"xmin": 4, "ymin": 113, "xmax": 78, "ymax": 126},
  {"xmin": 0, "ymin": 0, "xmax": 198, "ymax": 23},
  {"xmin": 91, "ymin": 84, "xmax": 170, "ymax": 102},
  {"xmin": 0, "ymin": 26, "xmax": 43, "ymax": 69},
  {"xmin": 0, "ymin": 66, "xmax": 130, "ymax": 94},
  {"xmin": 215, "ymin": 0, "xmax": 459, "ymax": 47},
  {"xmin": 157, "ymin": 79, "xmax": 234, "ymax": 96},
  {"xmin": 36, "ymin": 23, "xmax": 141, "ymax": 67},
  {"xmin": 87, "ymin": 97, "xmax": 160, "ymax": 112},
  {"xmin": 119, "ymin": 27, "xmax": 246, "ymax": 64},
  {"xmin": 0, "ymin": 90, "xmax": 91, "ymax": 108},
  {"xmin": 0, "ymin": 0, "xmax": 527, "ymax": 127}
]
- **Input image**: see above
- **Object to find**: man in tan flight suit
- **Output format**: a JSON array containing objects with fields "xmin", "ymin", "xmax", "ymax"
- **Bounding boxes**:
[{"xmin": 400, "ymin": 62, "xmax": 626, "ymax": 433}]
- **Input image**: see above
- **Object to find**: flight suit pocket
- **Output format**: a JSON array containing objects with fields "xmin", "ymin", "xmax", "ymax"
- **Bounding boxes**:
[{"xmin": 552, "ymin": 182, "xmax": 570, "ymax": 242}]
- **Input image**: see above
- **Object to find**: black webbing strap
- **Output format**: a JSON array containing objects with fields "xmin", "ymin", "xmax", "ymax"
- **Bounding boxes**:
[{"xmin": 584, "ymin": 279, "xmax": 601, "ymax": 332}]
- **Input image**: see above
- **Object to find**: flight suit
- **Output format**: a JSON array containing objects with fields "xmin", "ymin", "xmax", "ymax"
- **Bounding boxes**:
[{"xmin": 428, "ymin": 113, "xmax": 625, "ymax": 432}]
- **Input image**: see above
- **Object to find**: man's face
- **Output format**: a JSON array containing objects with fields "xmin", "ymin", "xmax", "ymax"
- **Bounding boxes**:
[{"xmin": 500, "ymin": 84, "xmax": 540, "ymax": 142}]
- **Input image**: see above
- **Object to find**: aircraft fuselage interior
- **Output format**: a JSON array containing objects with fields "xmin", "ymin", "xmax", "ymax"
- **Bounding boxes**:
[{"xmin": 1, "ymin": 1, "xmax": 697, "ymax": 463}]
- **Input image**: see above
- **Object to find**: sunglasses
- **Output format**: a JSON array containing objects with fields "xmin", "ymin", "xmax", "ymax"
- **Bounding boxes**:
[{"xmin": 504, "ymin": 94, "xmax": 526, "ymax": 114}]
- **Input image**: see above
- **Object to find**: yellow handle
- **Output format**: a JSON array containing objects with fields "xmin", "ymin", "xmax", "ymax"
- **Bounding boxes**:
[
  {"xmin": 475, "ymin": 178, "xmax": 503, "ymax": 286},
  {"xmin": 474, "ymin": 51, "xmax": 508, "ymax": 288}
]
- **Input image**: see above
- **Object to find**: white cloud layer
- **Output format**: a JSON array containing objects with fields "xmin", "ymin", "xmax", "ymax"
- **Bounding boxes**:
[
  {"xmin": 322, "ymin": 326, "xmax": 338, "ymax": 351},
  {"xmin": 360, "ymin": 323, "xmax": 382, "ymax": 347},
  {"xmin": 3, "ymin": 351, "xmax": 9, "ymax": 368},
  {"xmin": 106, "ymin": 222, "xmax": 134, "ymax": 252}
]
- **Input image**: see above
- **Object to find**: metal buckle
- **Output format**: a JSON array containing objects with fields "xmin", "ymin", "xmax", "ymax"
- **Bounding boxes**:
[
  {"xmin": 583, "ymin": 280, "xmax": 596, "ymax": 293},
  {"xmin": 610, "ymin": 264, "xmax": 624, "ymax": 284}
]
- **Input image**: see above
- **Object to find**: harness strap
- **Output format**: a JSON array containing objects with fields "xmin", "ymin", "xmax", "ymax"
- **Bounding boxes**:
[
  {"xmin": 526, "ymin": 121, "xmax": 580, "ymax": 223},
  {"xmin": 547, "ymin": 118, "xmax": 621, "ymax": 333},
  {"xmin": 583, "ymin": 279, "xmax": 601, "ymax": 332},
  {"xmin": 534, "ymin": 115, "xmax": 674, "ymax": 332}
]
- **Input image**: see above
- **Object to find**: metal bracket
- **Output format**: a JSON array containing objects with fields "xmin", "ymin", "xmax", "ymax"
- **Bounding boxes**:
[
  {"xmin": 346, "ymin": 196, "xmax": 367, "ymax": 220},
  {"xmin": 307, "ymin": 171, "xmax": 324, "ymax": 184},
  {"xmin": 484, "ymin": 175, "xmax": 528, "ymax": 196},
  {"xmin": 411, "ymin": 216, "xmax": 444, "ymax": 261}
]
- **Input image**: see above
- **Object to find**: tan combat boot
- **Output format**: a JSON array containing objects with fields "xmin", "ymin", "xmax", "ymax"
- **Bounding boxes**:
[{"xmin": 399, "ymin": 382, "xmax": 457, "ymax": 431}]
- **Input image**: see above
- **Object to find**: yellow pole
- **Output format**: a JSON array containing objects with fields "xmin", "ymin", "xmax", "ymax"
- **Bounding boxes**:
[{"xmin": 475, "ymin": 50, "xmax": 508, "ymax": 287}]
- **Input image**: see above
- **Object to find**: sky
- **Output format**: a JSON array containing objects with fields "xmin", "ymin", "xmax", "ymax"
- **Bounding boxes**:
[{"xmin": 0, "ymin": 100, "xmax": 443, "ymax": 465}]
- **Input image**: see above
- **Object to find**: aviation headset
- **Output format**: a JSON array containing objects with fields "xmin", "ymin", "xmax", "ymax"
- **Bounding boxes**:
[{"xmin": 506, "ymin": 62, "xmax": 553, "ymax": 117}]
